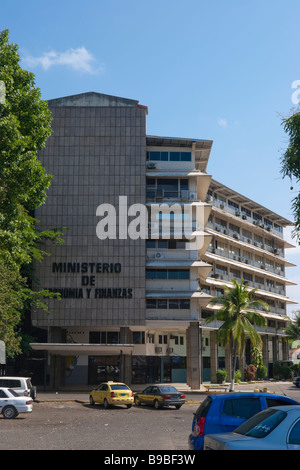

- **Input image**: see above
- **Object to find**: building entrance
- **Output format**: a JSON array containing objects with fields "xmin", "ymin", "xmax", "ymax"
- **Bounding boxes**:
[{"xmin": 88, "ymin": 356, "xmax": 120, "ymax": 384}]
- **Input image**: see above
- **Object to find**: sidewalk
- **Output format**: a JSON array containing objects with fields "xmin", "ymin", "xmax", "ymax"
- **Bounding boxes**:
[{"xmin": 33, "ymin": 381, "xmax": 293, "ymax": 403}]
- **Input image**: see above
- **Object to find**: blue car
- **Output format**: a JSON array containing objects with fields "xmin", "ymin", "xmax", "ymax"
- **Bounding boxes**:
[{"xmin": 188, "ymin": 392, "xmax": 300, "ymax": 450}]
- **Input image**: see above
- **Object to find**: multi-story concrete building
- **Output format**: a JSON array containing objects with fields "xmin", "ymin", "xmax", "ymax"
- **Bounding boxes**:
[{"xmin": 30, "ymin": 92, "xmax": 296, "ymax": 389}]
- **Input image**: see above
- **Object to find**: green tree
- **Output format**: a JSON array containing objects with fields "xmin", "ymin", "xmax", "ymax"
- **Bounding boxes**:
[
  {"xmin": 205, "ymin": 279, "xmax": 270, "ymax": 391},
  {"xmin": 285, "ymin": 311, "xmax": 300, "ymax": 343},
  {"xmin": 0, "ymin": 29, "xmax": 63, "ymax": 357},
  {"xmin": 281, "ymin": 110, "xmax": 300, "ymax": 238}
]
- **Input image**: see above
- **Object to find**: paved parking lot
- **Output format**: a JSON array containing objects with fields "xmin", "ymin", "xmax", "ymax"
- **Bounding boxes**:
[
  {"xmin": 0, "ymin": 400, "xmax": 197, "ymax": 450},
  {"xmin": 1, "ymin": 381, "xmax": 299, "ymax": 451}
]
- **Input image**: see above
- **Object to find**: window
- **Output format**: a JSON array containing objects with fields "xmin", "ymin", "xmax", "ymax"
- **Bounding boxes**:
[
  {"xmin": 266, "ymin": 398, "xmax": 296, "ymax": 408},
  {"xmin": 147, "ymin": 151, "xmax": 191, "ymax": 162},
  {"xmin": 215, "ymin": 217, "xmax": 227, "ymax": 229},
  {"xmin": 146, "ymin": 299, "xmax": 190, "ymax": 309},
  {"xmin": 241, "ymin": 206, "xmax": 251, "ymax": 217},
  {"xmin": 89, "ymin": 331, "xmax": 119, "ymax": 344},
  {"xmin": 157, "ymin": 299, "xmax": 168, "ymax": 309},
  {"xmin": 228, "ymin": 200, "xmax": 239, "ymax": 210},
  {"xmin": 216, "ymin": 264, "xmax": 227, "ymax": 275},
  {"xmin": 146, "ymin": 269, "xmax": 189, "ymax": 280},
  {"xmin": 243, "ymin": 272, "xmax": 253, "ymax": 282},
  {"xmin": 159, "ymin": 335, "xmax": 168, "ymax": 344},
  {"xmin": 289, "ymin": 420, "xmax": 300, "ymax": 445},
  {"xmin": 133, "ymin": 332, "xmax": 145, "ymax": 344},
  {"xmin": 235, "ymin": 409, "xmax": 286, "ymax": 438},
  {"xmin": 230, "ymin": 268, "xmax": 241, "ymax": 279},
  {"xmin": 222, "ymin": 398, "xmax": 261, "ymax": 420},
  {"xmin": 229, "ymin": 223, "xmax": 240, "ymax": 234}
]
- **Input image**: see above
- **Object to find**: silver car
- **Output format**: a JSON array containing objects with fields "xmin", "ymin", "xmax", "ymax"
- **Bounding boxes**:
[
  {"xmin": 204, "ymin": 405, "xmax": 300, "ymax": 450},
  {"xmin": 0, "ymin": 387, "xmax": 33, "ymax": 419}
]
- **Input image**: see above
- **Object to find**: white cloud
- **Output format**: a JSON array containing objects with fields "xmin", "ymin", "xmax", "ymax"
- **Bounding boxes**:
[
  {"xmin": 217, "ymin": 117, "xmax": 227, "ymax": 128},
  {"xmin": 22, "ymin": 47, "xmax": 104, "ymax": 75}
]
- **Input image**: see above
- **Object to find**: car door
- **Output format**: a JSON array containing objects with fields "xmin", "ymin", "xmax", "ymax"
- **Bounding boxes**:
[
  {"xmin": 0, "ymin": 389, "xmax": 9, "ymax": 412},
  {"xmin": 93, "ymin": 384, "xmax": 106, "ymax": 403},
  {"xmin": 151, "ymin": 386, "xmax": 160, "ymax": 405},
  {"xmin": 219, "ymin": 396, "xmax": 262, "ymax": 432},
  {"xmin": 142, "ymin": 386, "xmax": 154, "ymax": 405}
]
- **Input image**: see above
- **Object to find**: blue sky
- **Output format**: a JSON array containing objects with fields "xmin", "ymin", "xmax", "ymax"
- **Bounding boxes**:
[{"xmin": 2, "ymin": 0, "xmax": 300, "ymax": 313}]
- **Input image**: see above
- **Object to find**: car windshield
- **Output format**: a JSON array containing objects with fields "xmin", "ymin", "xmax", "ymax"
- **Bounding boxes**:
[
  {"xmin": 159, "ymin": 386, "xmax": 178, "ymax": 393},
  {"xmin": 110, "ymin": 384, "xmax": 129, "ymax": 390},
  {"xmin": 235, "ymin": 409, "xmax": 287, "ymax": 438}
]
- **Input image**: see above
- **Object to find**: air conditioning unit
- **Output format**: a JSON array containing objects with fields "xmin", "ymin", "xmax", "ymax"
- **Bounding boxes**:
[
  {"xmin": 155, "ymin": 252, "xmax": 164, "ymax": 259},
  {"xmin": 242, "ymin": 215, "xmax": 247, "ymax": 220},
  {"xmin": 190, "ymin": 192, "xmax": 197, "ymax": 200},
  {"xmin": 167, "ymin": 348, "xmax": 173, "ymax": 353},
  {"xmin": 147, "ymin": 162, "xmax": 156, "ymax": 169},
  {"xmin": 235, "ymin": 211, "xmax": 241, "ymax": 217},
  {"xmin": 233, "ymin": 233, "xmax": 239, "ymax": 239},
  {"xmin": 155, "ymin": 347, "xmax": 162, "ymax": 353}
]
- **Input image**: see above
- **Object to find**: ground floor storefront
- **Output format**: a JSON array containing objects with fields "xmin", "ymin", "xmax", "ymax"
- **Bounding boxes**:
[{"xmin": 28, "ymin": 326, "xmax": 290, "ymax": 390}]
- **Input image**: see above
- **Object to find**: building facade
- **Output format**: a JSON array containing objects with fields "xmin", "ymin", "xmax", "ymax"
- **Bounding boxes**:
[{"xmin": 31, "ymin": 92, "xmax": 296, "ymax": 389}]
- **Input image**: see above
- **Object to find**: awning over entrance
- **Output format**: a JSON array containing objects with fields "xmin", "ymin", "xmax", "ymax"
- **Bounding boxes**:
[{"xmin": 30, "ymin": 343, "xmax": 134, "ymax": 356}]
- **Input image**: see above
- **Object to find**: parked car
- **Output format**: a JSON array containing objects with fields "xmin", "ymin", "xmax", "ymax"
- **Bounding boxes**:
[
  {"xmin": 293, "ymin": 377, "xmax": 300, "ymax": 388},
  {"xmin": 0, "ymin": 387, "xmax": 33, "ymax": 419},
  {"xmin": 0, "ymin": 376, "xmax": 37, "ymax": 399},
  {"xmin": 188, "ymin": 392, "xmax": 300, "ymax": 450},
  {"xmin": 89, "ymin": 381, "xmax": 133, "ymax": 409},
  {"xmin": 204, "ymin": 405, "xmax": 300, "ymax": 450},
  {"xmin": 134, "ymin": 385, "xmax": 185, "ymax": 409}
]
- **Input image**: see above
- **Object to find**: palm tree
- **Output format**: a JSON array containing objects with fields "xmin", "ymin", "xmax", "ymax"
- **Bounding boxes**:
[
  {"xmin": 285, "ymin": 311, "xmax": 300, "ymax": 343},
  {"xmin": 205, "ymin": 279, "xmax": 270, "ymax": 391}
]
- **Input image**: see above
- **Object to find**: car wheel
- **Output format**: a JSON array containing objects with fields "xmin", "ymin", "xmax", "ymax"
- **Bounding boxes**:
[
  {"xmin": 153, "ymin": 399, "xmax": 160, "ymax": 409},
  {"xmin": 134, "ymin": 396, "xmax": 141, "ymax": 406},
  {"xmin": 89, "ymin": 395, "xmax": 95, "ymax": 406},
  {"xmin": 175, "ymin": 405, "xmax": 182, "ymax": 409},
  {"xmin": 2, "ymin": 405, "xmax": 18, "ymax": 419},
  {"xmin": 126, "ymin": 404, "xmax": 132, "ymax": 409},
  {"xmin": 103, "ymin": 398, "xmax": 109, "ymax": 409},
  {"xmin": 297, "ymin": 383, "xmax": 300, "ymax": 388}
]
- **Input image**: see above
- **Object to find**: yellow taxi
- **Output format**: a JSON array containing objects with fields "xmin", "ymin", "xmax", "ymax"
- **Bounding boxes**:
[{"xmin": 89, "ymin": 381, "xmax": 134, "ymax": 409}]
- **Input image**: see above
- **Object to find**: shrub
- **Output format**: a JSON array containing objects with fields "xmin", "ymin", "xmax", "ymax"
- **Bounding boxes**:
[
  {"xmin": 216, "ymin": 369, "xmax": 227, "ymax": 384},
  {"xmin": 245, "ymin": 364, "xmax": 257, "ymax": 381},
  {"xmin": 234, "ymin": 369, "xmax": 242, "ymax": 383},
  {"xmin": 256, "ymin": 365, "xmax": 268, "ymax": 380}
]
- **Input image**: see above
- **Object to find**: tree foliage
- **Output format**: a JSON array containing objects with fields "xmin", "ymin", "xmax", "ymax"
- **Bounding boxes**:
[
  {"xmin": 205, "ymin": 279, "xmax": 269, "ymax": 390},
  {"xmin": 0, "ymin": 29, "xmax": 63, "ymax": 357},
  {"xmin": 281, "ymin": 110, "xmax": 300, "ymax": 237}
]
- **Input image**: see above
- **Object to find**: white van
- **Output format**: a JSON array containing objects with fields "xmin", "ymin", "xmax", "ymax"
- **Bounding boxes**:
[{"xmin": 0, "ymin": 377, "xmax": 37, "ymax": 399}]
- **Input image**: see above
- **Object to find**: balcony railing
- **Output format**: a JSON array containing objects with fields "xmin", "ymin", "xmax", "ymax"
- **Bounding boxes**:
[{"xmin": 206, "ymin": 246, "xmax": 285, "ymax": 278}]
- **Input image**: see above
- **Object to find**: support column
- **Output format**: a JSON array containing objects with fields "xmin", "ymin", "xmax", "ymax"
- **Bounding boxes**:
[
  {"xmin": 187, "ymin": 322, "xmax": 202, "ymax": 389},
  {"xmin": 210, "ymin": 331, "xmax": 218, "ymax": 383},
  {"xmin": 262, "ymin": 336, "xmax": 269, "ymax": 368},
  {"xmin": 119, "ymin": 327, "xmax": 132, "ymax": 385}
]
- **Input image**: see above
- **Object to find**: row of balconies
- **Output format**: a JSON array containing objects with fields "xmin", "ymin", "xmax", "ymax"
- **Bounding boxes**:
[
  {"xmin": 206, "ymin": 246, "xmax": 285, "ymax": 277},
  {"xmin": 206, "ymin": 221, "xmax": 285, "ymax": 256},
  {"xmin": 207, "ymin": 272, "xmax": 286, "ymax": 296},
  {"xmin": 207, "ymin": 198, "xmax": 284, "ymax": 238}
]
